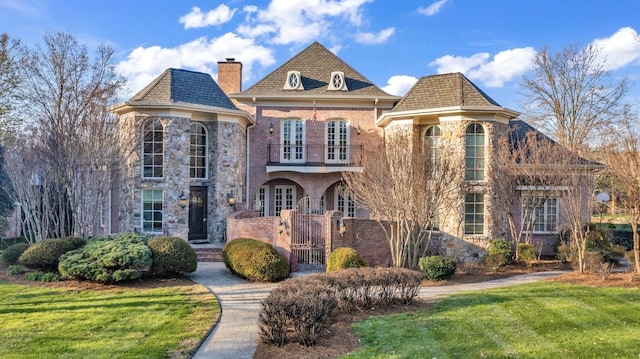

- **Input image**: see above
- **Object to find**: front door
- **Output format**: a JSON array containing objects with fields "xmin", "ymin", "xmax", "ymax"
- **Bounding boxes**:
[{"xmin": 188, "ymin": 186, "xmax": 208, "ymax": 241}]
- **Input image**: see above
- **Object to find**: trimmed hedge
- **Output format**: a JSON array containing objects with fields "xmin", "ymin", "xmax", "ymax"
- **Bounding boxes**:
[
  {"xmin": 326, "ymin": 247, "xmax": 366, "ymax": 272},
  {"xmin": 486, "ymin": 238, "xmax": 512, "ymax": 267},
  {"xmin": 1, "ymin": 242, "xmax": 30, "ymax": 266},
  {"xmin": 148, "ymin": 236, "xmax": 197, "ymax": 276},
  {"xmin": 222, "ymin": 238, "xmax": 289, "ymax": 282},
  {"xmin": 18, "ymin": 237, "xmax": 85, "ymax": 271},
  {"xmin": 517, "ymin": 243, "xmax": 536, "ymax": 262},
  {"xmin": 418, "ymin": 255, "xmax": 456, "ymax": 281},
  {"xmin": 58, "ymin": 233, "xmax": 152, "ymax": 283}
]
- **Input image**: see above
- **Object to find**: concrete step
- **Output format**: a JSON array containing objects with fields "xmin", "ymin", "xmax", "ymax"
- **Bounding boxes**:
[{"xmin": 194, "ymin": 247, "xmax": 223, "ymax": 262}]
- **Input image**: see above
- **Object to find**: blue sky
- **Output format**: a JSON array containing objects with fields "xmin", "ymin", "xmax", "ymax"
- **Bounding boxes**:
[{"xmin": 2, "ymin": 0, "xmax": 639, "ymax": 111}]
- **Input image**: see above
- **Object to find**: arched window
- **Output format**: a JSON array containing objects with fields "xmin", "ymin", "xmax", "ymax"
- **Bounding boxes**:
[
  {"xmin": 326, "ymin": 119, "xmax": 349, "ymax": 164},
  {"xmin": 190, "ymin": 122, "xmax": 207, "ymax": 179},
  {"xmin": 142, "ymin": 119, "xmax": 163, "ymax": 178},
  {"xmin": 424, "ymin": 126, "xmax": 441, "ymax": 175},
  {"xmin": 465, "ymin": 123, "xmax": 485, "ymax": 181}
]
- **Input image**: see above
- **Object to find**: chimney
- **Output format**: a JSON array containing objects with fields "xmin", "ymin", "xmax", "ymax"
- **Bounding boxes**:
[{"xmin": 217, "ymin": 58, "xmax": 242, "ymax": 95}]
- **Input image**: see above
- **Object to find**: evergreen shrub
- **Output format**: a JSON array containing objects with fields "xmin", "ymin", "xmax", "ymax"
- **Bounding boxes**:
[
  {"xmin": 1, "ymin": 242, "xmax": 29, "ymax": 266},
  {"xmin": 486, "ymin": 238, "xmax": 512, "ymax": 266},
  {"xmin": 18, "ymin": 237, "xmax": 85, "ymax": 271},
  {"xmin": 148, "ymin": 236, "xmax": 197, "ymax": 276},
  {"xmin": 517, "ymin": 243, "xmax": 536, "ymax": 262},
  {"xmin": 222, "ymin": 238, "xmax": 289, "ymax": 282},
  {"xmin": 326, "ymin": 247, "xmax": 366, "ymax": 272},
  {"xmin": 418, "ymin": 255, "xmax": 457, "ymax": 281}
]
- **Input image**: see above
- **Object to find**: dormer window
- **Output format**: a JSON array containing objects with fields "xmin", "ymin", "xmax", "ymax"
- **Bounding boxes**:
[
  {"xmin": 328, "ymin": 71, "xmax": 348, "ymax": 91},
  {"xmin": 283, "ymin": 71, "xmax": 304, "ymax": 90}
]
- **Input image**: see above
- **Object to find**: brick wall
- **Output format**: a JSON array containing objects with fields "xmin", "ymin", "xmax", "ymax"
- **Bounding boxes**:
[{"xmin": 330, "ymin": 217, "xmax": 392, "ymax": 267}]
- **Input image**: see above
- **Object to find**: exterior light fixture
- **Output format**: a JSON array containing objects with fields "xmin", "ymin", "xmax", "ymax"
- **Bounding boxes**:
[
  {"xmin": 338, "ymin": 218, "xmax": 346, "ymax": 236},
  {"xmin": 269, "ymin": 122, "xmax": 274, "ymax": 135},
  {"xmin": 179, "ymin": 191, "xmax": 188, "ymax": 209},
  {"xmin": 278, "ymin": 218, "xmax": 285, "ymax": 234},
  {"xmin": 226, "ymin": 191, "xmax": 236, "ymax": 207},
  {"xmin": 356, "ymin": 124, "xmax": 361, "ymax": 135}
]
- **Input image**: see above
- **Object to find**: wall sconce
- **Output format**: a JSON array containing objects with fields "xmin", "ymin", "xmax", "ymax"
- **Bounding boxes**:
[
  {"xmin": 179, "ymin": 191, "xmax": 188, "ymax": 209},
  {"xmin": 269, "ymin": 122, "xmax": 274, "ymax": 135},
  {"xmin": 278, "ymin": 218, "xmax": 285, "ymax": 234},
  {"xmin": 226, "ymin": 191, "xmax": 236, "ymax": 207},
  {"xmin": 338, "ymin": 218, "xmax": 346, "ymax": 236},
  {"xmin": 356, "ymin": 124, "xmax": 361, "ymax": 135}
]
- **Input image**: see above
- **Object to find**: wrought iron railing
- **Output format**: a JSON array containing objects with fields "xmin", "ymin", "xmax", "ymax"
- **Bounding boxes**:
[{"xmin": 266, "ymin": 144, "xmax": 364, "ymax": 167}]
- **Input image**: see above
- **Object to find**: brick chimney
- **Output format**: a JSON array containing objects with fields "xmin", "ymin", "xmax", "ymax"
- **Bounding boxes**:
[{"xmin": 217, "ymin": 58, "xmax": 242, "ymax": 95}]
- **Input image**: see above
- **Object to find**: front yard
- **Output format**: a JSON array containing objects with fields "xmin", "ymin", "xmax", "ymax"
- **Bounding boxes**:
[{"xmin": 0, "ymin": 277, "xmax": 219, "ymax": 359}]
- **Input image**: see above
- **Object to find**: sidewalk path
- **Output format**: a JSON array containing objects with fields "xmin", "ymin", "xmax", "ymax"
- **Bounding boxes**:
[{"xmin": 188, "ymin": 263, "xmax": 569, "ymax": 359}]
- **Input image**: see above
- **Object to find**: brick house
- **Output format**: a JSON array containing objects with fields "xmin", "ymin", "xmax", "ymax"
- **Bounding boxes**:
[{"xmin": 108, "ymin": 42, "xmax": 597, "ymax": 265}]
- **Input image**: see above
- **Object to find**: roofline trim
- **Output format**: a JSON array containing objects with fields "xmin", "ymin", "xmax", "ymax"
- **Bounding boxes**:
[
  {"xmin": 231, "ymin": 94, "xmax": 401, "ymax": 101},
  {"xmin": 376, "ymin": 105, "xmax": 520, "ymax": 127},
  {"xmin": 109, "ymin": 101, "xmax": 255, "ymax": 125}
]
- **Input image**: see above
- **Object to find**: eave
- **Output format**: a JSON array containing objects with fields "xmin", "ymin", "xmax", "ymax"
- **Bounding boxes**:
[
  {"xmin": 376, "ymin": 105, "xmax": 520, "ymax": 128},
  {"xmin": 109, "ymin": 101, "xmax": 255, "ymax": 126}
]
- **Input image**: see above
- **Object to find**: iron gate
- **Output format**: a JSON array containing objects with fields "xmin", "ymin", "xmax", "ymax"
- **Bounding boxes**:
[{"xmin": 290, "ymin": 197, "xmax": 328, "ymax": 268}]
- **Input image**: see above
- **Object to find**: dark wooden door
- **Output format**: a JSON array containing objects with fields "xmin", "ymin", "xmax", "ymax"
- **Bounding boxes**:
[{"xmin": 188, "ymin": 187, "xmax": 208, "ymax": 241}]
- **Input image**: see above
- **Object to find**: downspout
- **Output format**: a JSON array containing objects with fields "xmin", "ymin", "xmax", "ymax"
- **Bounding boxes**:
[{"xmin": 245, "ymin": 106, "xmax": 257, "ymax": 208}]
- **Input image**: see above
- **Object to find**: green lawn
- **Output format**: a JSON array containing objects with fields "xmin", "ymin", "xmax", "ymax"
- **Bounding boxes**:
[
  {"xmin": 0, "ymin": 280, "xmax": 220, "ymax": 359},
  {"xmin": 344, "ymin": 282, "xmax": 640, "ymax": 358}
]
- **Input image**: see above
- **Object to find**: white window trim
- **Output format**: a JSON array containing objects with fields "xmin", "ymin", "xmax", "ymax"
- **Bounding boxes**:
[
  {"xmin": 274, "ymin": 185, "xmax": 296, "ymax": 217},
  {"xmin": 464, "ymin": 192, "xmax": 485, "ymax": 236},
  {"xmin": 465, "ymin": 123, "xmax": 486, "ymax": 182},
  {"xmin": 141, "ymin": 119, "xmax": 164, "ymax": 179},
  {"xmin": 254, "ymin": 185, "xmax": 270, "ymax": 217},
  {"xmin": 334, "ymin": 190, "xmax": 356, "ymax": 218},
  {"xmin": 522, "ymin": 196, "xmax": 559, "ymax": 234},
  {"xmin": 141, "ymin": 189, "xmax": 164, "ymax": 234},
  {"xmin": 281, "ymin": 119, "xmax": 305, "ymax": 164},
  {"xmin": 327, "ymin": 71, "xmax": 348, "ymax": 91},
  {"xmin": 325, "ymin": 119, "xmax": 350, "ymax": 164},
  {"xmin": 100, "ymin": 189, "xmax": 111, "ymax": 234},
  {"xmin": 190, "ymin": 122, "xmax": 208, "ymax": 179},
  {"xmin": 283, "ymin": 71, "xmax": 304, "ymax": 90}
]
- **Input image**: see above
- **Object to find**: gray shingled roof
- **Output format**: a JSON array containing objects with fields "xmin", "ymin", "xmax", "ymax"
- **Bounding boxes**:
[
  {"xmin": 127, "ymin": 68, "xmax": 238, "ymax": 110},
  {"xmin": 390, "ymin": 73, "xmax": 501, "ymax": 112},
  {"xmin": 238, "ymin": 42, "xmax": 394, "ymax": 98}
]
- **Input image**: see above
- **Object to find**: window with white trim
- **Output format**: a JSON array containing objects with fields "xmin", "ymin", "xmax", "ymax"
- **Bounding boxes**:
[
  {"xmin": 328, "ymin": 71, "xmax": 348, "ymax": 91},
  {"xmin": 254, "ymin": 186, "xmax": 269, "ymax": 217},
  {"xmin": 326, "ymin": 120, "xmax": 349, "ymax": 164},
  {"xmin": 335, "ymin": 191, "xmax": 356, "ymax": 218},
  {"xmin": 100, "ymin": 189, "xmax": 111, "ymax": 233},
  {"xmin": 465, "ymin": 123, "xmax": 485, "ymax": 181},
  {"xmin": 274, "ymin": 185, "xmax": 296, "ymax": 216},
  {"xmin": 523, "ymin": 196, "xmax": 558, "ymax": 233},
  {"xmin": 424, "ymin": 125, "xmax": 441, "ymax": 177},
  {"xmin": 190, "ymin": 122, "xmax": 207, "ymax": 179},
  {"xmin": 283, "ymin": 71, "xmax": 304, "ymax": 90},
  {"xmin": 281, "ymin": 119, "xmax": 305, "ymax": 163},
  {"xmin": 142, "ymin": 119, "xmax": 163, "ymax": 178},
  {"xmin": 464, "ymin": 193, "xmax": 484, "ymax": 235},
  {"xmin": 142, "ymin": 189, "xmax": 163, "ymax": 233}
]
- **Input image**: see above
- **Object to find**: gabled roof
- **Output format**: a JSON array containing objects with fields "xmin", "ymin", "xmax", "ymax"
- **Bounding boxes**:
[
  {"xmin": 127, "ymin": 68, "xmax": 238, "ymax": 110},
  {"xmin": 236, "ymin": 42, "xmax": 397, "ymax": 99},
  {"xmin": 391, "ymin": 73, "xmax": 500, "ymax": 112}
]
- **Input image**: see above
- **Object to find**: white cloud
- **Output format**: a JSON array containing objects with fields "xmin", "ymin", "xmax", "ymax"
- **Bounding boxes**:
[
  {"xmin": 418, "ymin": 0, "xmax": 448, "ymax": 16},
  {"xmin": 116, "ymin": 33, "xmax": 275, "ymax": 97},
  {"xmin": 238, "ymin": 0, "xmax": 375, "ymax": 45},
  {"xmin": 592, "ymin": 27, "xmax": 640, "ymax": 71},
  {"xmin": 429, "ymin": 47, "xmax": 536, "ymax": 87},
  {"xmin": 355, "ymin": 27, "xmax": 395, "ymax": 44},
  {"xmin": 381, "ymin": 75, "xmax": 419, "ymax": 96},
  {"xmin": 179, "ymin": 5, "xmax": 237, "ymax": 29}
]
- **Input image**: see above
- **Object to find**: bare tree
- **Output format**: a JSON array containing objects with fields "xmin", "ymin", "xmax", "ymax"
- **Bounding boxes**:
[
  {"xmin": 4, "ymin": 32, "xmax": 125, "ymax": 241},
  {"xmin": 0, "ymin": 33, "xmax": 21, "ymax": 140},
  {"xmin": 342, "ymin": 126, "xmax": 462, "ymax": 268},
  {"xmin": 521, "ymin": 44, "xmax": 628, "ymax": 155},
  {"xmin": 600, "ymin": 108, "xmax": 640, "ymax": 274}
]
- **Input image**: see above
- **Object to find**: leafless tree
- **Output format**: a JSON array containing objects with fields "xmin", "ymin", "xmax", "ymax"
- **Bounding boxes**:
[
  {"xmin": 0, "ymin": 33, "xmax": 21, "ymax": 140},
  {"xmin": 600, "ymin": 108, "xmax": 640, "ymax": 274},
  {"xmin": 521, "ymin": 44, "xmax": 628, "ymax": 155},
  {"xmin": 4, "ymin": 32, "xmax": 126, "ymax": 241},
  {"xmin": 341, "ymin": 126, "xmax": 462, "ymax": 269}
]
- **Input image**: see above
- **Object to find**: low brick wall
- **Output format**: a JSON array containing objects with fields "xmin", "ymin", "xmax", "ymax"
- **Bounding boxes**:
[{"xmin": 330, "ymin": 218, "xmax": 392, "ymax": 267}]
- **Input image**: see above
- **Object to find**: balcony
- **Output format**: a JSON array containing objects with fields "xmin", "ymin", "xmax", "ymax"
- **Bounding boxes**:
[{"xmin": 266, "ymin": 144, "xmax": 364, "ymax": 173}]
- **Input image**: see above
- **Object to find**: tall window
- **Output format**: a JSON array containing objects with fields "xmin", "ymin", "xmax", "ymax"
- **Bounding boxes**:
[
  {"xmin": 326, "ymin": 120, "xmax": 349, "ymax": 163},
  {"xmin": 424, "ymin": 125, "xmax": 441, "ymax": 176},
  {"xmin": 190, "ymin": 123, "xmax": 207, "ymax": 179},
  {"xmin": 142, "ymin": 119, "xmax": 163, "ymax": 178},
  {"xmin": 274, "ymin": 185, "xmax": 296, "ymax": 216},
  {"xmin": 464, "ymin": 193, "xmax": 484, "ymax": 235},
  {"xmin": 523, "ymin": 197, "xmax": 558, "ymax": 233},
  {"xmin": 142, "ymin": 189, "xmax": 163, "ymax": 232},
  {"xmin": 282, "ymin": 119, "xmax": 305, "ymax": 163},
  {"xmin": 254, "ymin": 186, "xmax": 269, "ymax": 217},
  {"xmin": 335, "ymin": 191, "xmax": 356, "ymax": 217},
  {"xmin": 465, "ymin": 123, "xmax": 485, "ymax": 181}
]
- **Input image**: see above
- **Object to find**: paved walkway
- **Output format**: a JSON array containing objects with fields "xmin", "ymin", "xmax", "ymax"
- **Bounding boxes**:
[{"xmin": 188, "ymin": 262, "xmax": 569, "ymax": 359}]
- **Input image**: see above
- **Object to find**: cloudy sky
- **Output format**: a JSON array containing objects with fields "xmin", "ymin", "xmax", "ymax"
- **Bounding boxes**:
[{"xmin": 1, "ymin": 0, "xmax": 639, "ymax": 111}]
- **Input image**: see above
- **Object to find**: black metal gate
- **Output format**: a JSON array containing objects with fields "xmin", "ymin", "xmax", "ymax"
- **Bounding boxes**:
[{"xmin": 290, "ymin": 197, "xmax": 327, "ymax": 269}]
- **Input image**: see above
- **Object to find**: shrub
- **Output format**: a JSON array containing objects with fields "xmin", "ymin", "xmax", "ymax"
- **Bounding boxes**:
[
  {"xmin": 1, "ymin": 243, "xmax": 30, "ymax": 266},
  {"xmin": 7, "ymin": 264, "xmax": 22, "ymax": 276},
  {"xmin": 419, "ymin": 255, "xmax": 456, "ymax": 281},
  {"xmin": 485, "ymin": 253, "xmax": 506, "ymax": 271},
  {"xmin": 517, "ymin": 243, "xmax": 536, "ymax": 262},
  {"xmin": 222, "ymin": 238, "xmax": 289, "ymax": 282},
  {"xmin": 18, "ymin": 237, "xmax": 85, "ymax": 271},
  {"xmin": 58, "ymin": 233, "xmax": 152, "ymax": 283},
  {"xmin": 326, "ymin": 247, "xmax": 366, "ymax": 272},
  {"xmin": 148, "ymin": 236, "xmax": 197, "ymax": 276},
  {"xmin": 25, "ymin": 272, "xmax": 61, "ymax": 282},
  {"xmin": 625, "ymin": 250, "xmax": 637, "ymax": 268},
  {"xmin": 487, "ymin": 238, "xmax": 512, "ymax": 265}
]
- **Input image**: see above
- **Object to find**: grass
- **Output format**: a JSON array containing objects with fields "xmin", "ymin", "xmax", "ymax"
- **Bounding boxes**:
[
  {"xmin": 0, "ymin": 280, "xmax": 220, "ymax": 359},
  {"xmin": 343, "ymin": 282, "xmax": 640, "ymax": 358}
]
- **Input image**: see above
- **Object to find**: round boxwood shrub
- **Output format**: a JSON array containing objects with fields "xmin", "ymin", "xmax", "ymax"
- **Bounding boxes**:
[
  {"xmin": 18, "ymin": 237, "xmax": 85, "ymax": 271},
  {"xmin": 59, "ymin": 233, "xmax": 152, "ymax": 283},
  {"xmin": 148, "ymin": 236, "xmax": 197, "ymax": 276},
  {"xmin": 222, "ymin": 238, "xmax": 289, "ymax": 282},
  {"xmin": 326, "ymin": 247, "xmax": 367, "ymax": 272},
  {"xmin": 486, "ymin": 238, "xmax": 512, "ymax": 267},
  {"xmin": 517, "ymin": 243, "xmax": 536, "ymax": 262},
  {"xmin": 418, "ymin": 255, "xmax": 457, "ymax": 281},
  {"xmin": 1, "ymin": 242, "xmax": 30, "ymax": 266}
]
